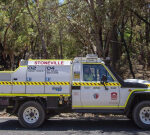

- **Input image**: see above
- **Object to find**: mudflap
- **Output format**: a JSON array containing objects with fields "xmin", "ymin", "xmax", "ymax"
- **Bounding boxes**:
[{"xmin": 0, "ymin": 97, "xmax": 9, "ymax": 111}]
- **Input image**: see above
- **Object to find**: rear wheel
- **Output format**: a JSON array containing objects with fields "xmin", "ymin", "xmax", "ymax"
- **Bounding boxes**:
[
  {"xmin": 133, "ymin": 101, "xmax": 150, "ymax": 129},
  {"xmin": 18, "ymin": 101, "xmax": 45, "ymax": 128}
]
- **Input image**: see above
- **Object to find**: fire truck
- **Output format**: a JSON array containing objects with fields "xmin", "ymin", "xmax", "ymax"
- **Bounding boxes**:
[{"xmin": 0, "ymin": 54, "xmax": 150, "ymax": 129}]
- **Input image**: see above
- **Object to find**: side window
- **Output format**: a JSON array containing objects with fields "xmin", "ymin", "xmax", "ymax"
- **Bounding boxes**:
[
  {"xmin": 83, "ymin": 64, "xmax": 97, "ymax": 81},
  {"xmin": 98, "ymin": 65, "xmax": 114, "ymax": 82},
  {"xmin": 83, "ymin": 64, "xmax": 114, "ymax": 82}
]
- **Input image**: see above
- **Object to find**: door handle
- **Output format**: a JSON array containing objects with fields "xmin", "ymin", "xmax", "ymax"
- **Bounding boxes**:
[{"xmin": 13, "ymin": 78, "xmax": 18, "ymax": 81}]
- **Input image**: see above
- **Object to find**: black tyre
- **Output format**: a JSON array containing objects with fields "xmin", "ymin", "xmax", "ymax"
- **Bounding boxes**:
[
  {"xmin": 133, "ymin": 101, "xmax": 150, "ymax": 129},
  {"xmin": 18, "ymin": 101, "xmax": 45, "ymax": 128}
]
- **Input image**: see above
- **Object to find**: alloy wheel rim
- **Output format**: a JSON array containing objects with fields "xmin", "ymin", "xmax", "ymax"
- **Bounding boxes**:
[
  {"xmin": 23, "ymin": 107, "xmax": 39, "ymax": 124},
  {"xmin": 139, "ymin": 107, "xmax": 150, "ymax": 125}
]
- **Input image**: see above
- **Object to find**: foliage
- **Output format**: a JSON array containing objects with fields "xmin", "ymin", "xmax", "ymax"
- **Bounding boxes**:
[{"xmin": 0, "ymin": 0, "xmax": 149, "ymax": 77}]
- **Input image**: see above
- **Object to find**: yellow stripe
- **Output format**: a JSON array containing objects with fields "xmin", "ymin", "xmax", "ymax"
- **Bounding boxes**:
[
  {"xmin": 0, "ymin": 93, "xmax": 70, "ymax": 97},
  {"xmin": 72, "ymin": 89, "xmax": 150, "ymax": 108},
  {"xmin": 0, "ymin": 81, "xmax": 70, "ymax": 85},
  {"xmin": 123, "ymin": 89, "xmax": 148, "ymax": 107},
  {"xmin": 72, "ymin": 82, "xmax": 121, "ymax": 86},
  {"xmin": 72, "ymin": 105, "xmax": 120, "ymax": 108},
  {"xmin": 146, "ymin": 84, "xmax": 150, "ymax": 87}
]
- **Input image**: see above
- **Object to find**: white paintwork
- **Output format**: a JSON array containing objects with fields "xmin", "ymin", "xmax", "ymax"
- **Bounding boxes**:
[
  {"xmin": 45, "ymin": 65, "xmax": 71, "ymax": 94},
  {"xmin": 119, "ymin": 88, "xmax": 131, "ymax": 107},
  {"xmin": 26, "ymin": 66, "xmax": 45, "ymax": 93},
  {"xmin": 80, "ymin": 83, "xmax": 120, "ymax": 109},
  {"xmin": 12, "ymin": 66, "xmax": 27, "ymax": 93},
  {"xmin": 45, "ymin": 65, "xmax": 71, "ymax": 82},
  {"xmin": 45, "ymin": 85, "xmax": 70, "ymax": 94},
  {"xmin": 71, "ymin": 63, "xmax": 82, "ymax": 107},
  {"xmin": 124, "ymin": 79, "xmax": 150, "ymax": 84},
  {"xmin": 72, "ymin": 90, "xmax": 82, "ymax": 108},
  {"xmin": 0, "ymin": 85, "xmax": 12, "ymax": 93},
  {"xmin": 0, "ymin": 73, "xmax": 12, "ymax": 93}
]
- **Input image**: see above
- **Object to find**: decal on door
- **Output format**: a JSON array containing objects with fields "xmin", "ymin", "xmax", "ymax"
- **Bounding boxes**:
[
  {"xmin": 52, "ymin": 86, "xmax": 62, "ymax": 91},
  {"xmin": 84, "ymin": 86, "xmax": 90, "ymax": 89},
  {"xmin": 93, "ymin": 93, "xmax": 99, "ymax": 99},
  {"xmin": 47, "ymin": 66, "xmax": 58, "ymax": 74},
  {"xmin": 28, "ymin": 66, "xmax": 36, "ymax": 72},
  {"xmin": 111, "ymin": 87, "xmax": 116, "ymax": 89},
  {"xmin": 93, "ymin": 87, "xmax": 101, "ymax": 89},
  {"xmin": 111, "ymin": 92, "xmax": 117, "ymax": 100},
  {"xmin": 74, "ymin": 71, "xmax": 80, "ymax": 79}
]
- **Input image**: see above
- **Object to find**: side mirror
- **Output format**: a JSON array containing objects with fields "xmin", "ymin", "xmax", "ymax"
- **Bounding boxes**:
[
  {"xmin": 101, "ymin": 75, "xmax": 107, "ymax": 84},
  {"xmin": 101, "ymin": 75, "xmax": 108, "ymax": 90}
]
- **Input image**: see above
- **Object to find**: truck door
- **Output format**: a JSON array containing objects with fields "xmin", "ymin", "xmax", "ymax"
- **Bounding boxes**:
[
  {"xmin": 12, "ymin": 66, "xmax": 27, "ymax": 93},
  {"xmin": 26, "ymin": 65, "xmax": 45, "ymax": 93},
  {"xmin": 45, "ymin": 65, "xmax": 71, "ymax": 94},
  {"xmin": 80, "ymin": 64, "xmax": 120, "ymax": 109}
]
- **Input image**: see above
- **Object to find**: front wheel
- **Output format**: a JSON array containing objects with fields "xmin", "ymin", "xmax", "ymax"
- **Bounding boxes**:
[
  {"xmin": 18, "ymin": 101, "xmax": 45, "ymax": 128},
  {"xmin": 133, "ymin": 101, "xmax": 150, "ymax": 129}
]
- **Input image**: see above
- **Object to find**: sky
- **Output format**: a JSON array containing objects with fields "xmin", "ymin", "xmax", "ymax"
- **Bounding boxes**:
[{"xmin": 59, "ymin": 0, "xmax": 64, "ymax": 4}]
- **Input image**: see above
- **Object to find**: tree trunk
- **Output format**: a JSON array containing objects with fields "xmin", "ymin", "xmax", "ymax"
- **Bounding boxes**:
[
  {"xmin": 25, "ymin": 0, "xmax": 48, "ymax": 59},
  {"xmin": 111, "ymin": 25, "xmax": 119, "ymax": 70},
  {"xmin": 145, "ymin": 4, "xmax": 150, "ymax": 46},
  {"xmin": 86, "ymin": 0, "xmax": 104, "ymax": 57},
  {"xmin": 37, "ymin": 0, "xmax": 48, "ymax": 58},
  {"xmin": 59, "ymin": 28, "xmax": 63, "ymax": 59},
  {"xmin": 120, "ymin": 20, "xmax": 135, "ymax": 78}
]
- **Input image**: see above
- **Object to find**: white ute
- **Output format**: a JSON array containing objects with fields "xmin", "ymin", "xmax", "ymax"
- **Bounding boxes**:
[{"xmin": 0, "ymin": 54, "xmax": 150, "ymax": 129}]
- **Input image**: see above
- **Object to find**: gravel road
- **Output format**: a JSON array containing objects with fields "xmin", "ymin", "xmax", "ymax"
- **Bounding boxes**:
[{"xmin": 0, "ymin": 117, "xmax": 149, "ymax": 135}]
